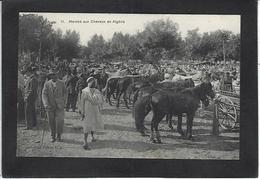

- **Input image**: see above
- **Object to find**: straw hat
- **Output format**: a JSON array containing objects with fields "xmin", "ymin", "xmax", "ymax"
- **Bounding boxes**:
[{"xmin": 86, "ymin": 76, "xmax": 95, "ymax": 83}]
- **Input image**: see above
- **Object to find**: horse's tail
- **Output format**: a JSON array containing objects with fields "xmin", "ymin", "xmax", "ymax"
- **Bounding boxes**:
[
  {"xmin": 132, "ymin": 88, "xmax": 140, "ymax": 105},
  {"xmin": 133, "ymin": 95, "xmax": 152, "ymax": 132},
  {"xmin": 102, "ymin": 78, "xmax": 109, "ymax": 93},
  {"xmin": 102, "ymin": 77, "xmax": 112, "ymax": 97}
]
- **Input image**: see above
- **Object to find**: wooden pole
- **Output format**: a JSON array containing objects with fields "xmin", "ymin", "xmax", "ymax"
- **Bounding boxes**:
[
  {"xmin": 212, "ymin": 100, "xmax": 219, "ymax": 136},
  {"xmin": 222, "ymin": 40, "xmax": 226, "ymax": 67}
]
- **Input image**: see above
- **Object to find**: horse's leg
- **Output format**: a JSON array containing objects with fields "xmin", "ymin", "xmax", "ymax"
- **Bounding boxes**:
[
  {"xmin": 107, "ymin": 87, "xmax": 114, "ymax": 106},
  {"xmin": 151, "ymin": 112, "xmax": 164, "ymax": 143},
  {"xmin": 116, "ymin": 91, "xmax": 122, "ymax": 108},
  {"xmin": 123, "ymin": 92, "xmax": 129, "ymax": 109},
  {"xmin": 150, "ymin": 120, "xmax": 156, "ymax": 143},
  {"xmin": 155, "ymin": 121, "xmax": 162, "ymax": 144},
  {"xmin": 107, "ymin": 90, "xmax": 113, "ymax": 106},
  {"xmin": 166, "ymin": 113, "xmax": 173, "ymax": 130},
  {"xmin": 128, "ymin": 89, "xmax": 132, "ymax": 104},
  {"xmin": 112, "ymin": 87, "xmax": 117, "ymax": 99},
  {"xmin": 177, "ymin": 114, "xmax": 185, "ymax": 136},
  {"xmin": 186, "ymin": 113, "xmax": 194, "ymax": 140},
  {"xmin": 112, "ymin": 93, "xmax": 116, "ymax": 99}
]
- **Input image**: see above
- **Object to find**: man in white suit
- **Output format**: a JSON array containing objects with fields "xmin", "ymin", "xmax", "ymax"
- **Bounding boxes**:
[{"xmin": 42, "ymin": 70, "xmax": 67, "ymax": 142}]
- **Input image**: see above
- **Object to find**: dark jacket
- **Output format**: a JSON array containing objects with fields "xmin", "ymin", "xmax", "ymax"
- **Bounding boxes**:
[
  {"xmin": 24, "ymin": 75, "xmax": 38, "ymax": 102},
  {"xmin": 66, "ymin": 75, "xmax": 79, "ymax": 94}
]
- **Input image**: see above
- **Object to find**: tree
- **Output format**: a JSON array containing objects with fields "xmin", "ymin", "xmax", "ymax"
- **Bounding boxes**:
[
  {"xmin": 88, "ymin": 34, "xmax": 108, "ymax": 61},
  {"xmin": 109, "ymin": 32, "xmax": 141, "ymax": 61},
  {"xmin": 185, "ymin": 28, "xmax": 202, "ymax": 61},
  {"xmin": 185, "ymin": 29, "xmax": 238, "ymax": 62},
  {"xmin": 79, "ymin": 46, "xmax": 92, "ymax": 60},
  {"xmin": 139, "ymin": 19, "xmax": 183, "ymax": 63},
  {"xmin": 19, "ymin": 14, "xmax": 53, "ymax": 64},
  {"xmin": 57, "ymin": 30, "xmax": 80, "ymax": 61}
]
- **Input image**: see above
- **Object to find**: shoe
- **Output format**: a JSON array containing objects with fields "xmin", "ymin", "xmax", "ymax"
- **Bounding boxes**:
[
  {"xmin": 51, "ymin": 138, "xmax": 56, "ymax": 143},
  {"xmin": 91, "ymin": 138, "xmax": 97, "ymax": 142},
  {"xmin": 57, "ymin": 134, "xmax": 61, "ymax": 142},
  {"xmin": 83, "ymin": 145, "xmax": 90, "ymax": 150}
]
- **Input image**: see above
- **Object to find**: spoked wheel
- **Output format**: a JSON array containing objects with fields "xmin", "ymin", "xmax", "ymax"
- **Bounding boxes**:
[{"xmin": 216, "ymin": 96, "xmax": 238, "ymax": 130}]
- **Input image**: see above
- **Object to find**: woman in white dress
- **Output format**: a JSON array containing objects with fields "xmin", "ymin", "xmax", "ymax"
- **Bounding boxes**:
[{"xmin": 81, "ymin": 77, "xmax": 104, "ymax": 150}]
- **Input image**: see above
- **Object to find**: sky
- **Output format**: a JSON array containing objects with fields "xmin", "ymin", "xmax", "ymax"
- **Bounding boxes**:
[{"xmin": 21, "ymin": 13, "xmax": 240, "ymax": 46}]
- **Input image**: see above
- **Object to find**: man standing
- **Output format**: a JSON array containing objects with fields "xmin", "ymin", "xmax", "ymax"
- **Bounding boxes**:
[
  {"xmin": 75, "ymin": 73, "xmax": 87, "ymax": 114},
  {"xmin": 24, "ymin": 66, "xmax": 38, "ymax": 129},
  {"xmin": 18, "ymin": 69, "xmax": 25, "ymax": 121},
  {"xmin": 62, "ymin": 70, "xmax": 72, "ymax": 108},
  {"xmin": 66, "ymin": 71, "xmax": 79, "ymax": 112},
  {"xmin": 42, "ymin": 70, "xmax": 67, "ymax": 142}
]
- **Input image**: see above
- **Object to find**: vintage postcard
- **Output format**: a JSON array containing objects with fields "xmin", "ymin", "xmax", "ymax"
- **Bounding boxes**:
[{"xmin": 17, "ymin": 13, "xmax": 240, "ymax": 159}]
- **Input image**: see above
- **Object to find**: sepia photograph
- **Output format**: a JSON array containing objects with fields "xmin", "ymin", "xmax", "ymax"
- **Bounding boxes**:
[{"xmin": 16, "ymin": 13, "xmax": 241, "ymax": 159}]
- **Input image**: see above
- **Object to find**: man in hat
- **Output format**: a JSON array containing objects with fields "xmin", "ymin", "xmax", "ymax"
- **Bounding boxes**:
[
  {"xmin": 161, "ymin": 73, "xmax": 172, "ymax": 83},
  {"xmin": 42, "ymin": 69, "xmax": 67, "ymax": 142},
  {"xmin": 65, "ymin": 70, "xmax": 79, "ymax": 112},
  {"xmin": 24, "ymin": 66, "xmax": 38, "ymax": 129},
  {"xmin": 75, "ymin": 72, "xmax": 88, "ymax": 114},
  {"xmin": 223, "ymin": 72, "xmax": 233, "ymax": 91},
  {"xmin": 17, "ymin": 69, "xmax": 25, "ymax": 121}
]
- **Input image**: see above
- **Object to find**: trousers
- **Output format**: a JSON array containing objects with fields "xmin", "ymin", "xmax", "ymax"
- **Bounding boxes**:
[
  {"xmin": 66, "ymin": 93, "xmax": 77, "ymax": 111},
  {"xmin": 17, "ymin": 88, "xmax": 25, "ymax": 121},
  {"xmin": 25, "ymin": 99, "xmax": 37, "ymax": 127},
  {"xmin": 46, "ymin": 108, "xmax": 65, "ymax": 138}
]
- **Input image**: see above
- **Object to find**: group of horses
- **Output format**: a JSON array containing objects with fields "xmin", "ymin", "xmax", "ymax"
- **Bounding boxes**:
[{"xmin": 99, "ymin": 70, "xmax": 215, "ymax": 143}]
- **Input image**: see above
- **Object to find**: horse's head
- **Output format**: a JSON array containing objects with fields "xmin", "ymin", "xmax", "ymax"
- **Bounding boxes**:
[
  {"xmin": 184, "ymin": 78, "xmax": 195, "ymax": 88},
  {"xmin": 199, "ymin": 82, "xmax": 215, "ymax": 107}
]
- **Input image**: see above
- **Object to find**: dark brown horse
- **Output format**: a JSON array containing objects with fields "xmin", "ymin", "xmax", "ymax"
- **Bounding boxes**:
[
  {"xmin": 133, "ymin": 79, "xmax": 195, "ymax": 105},
  {"xmin": 148, "ymin": 82, "xmax": 215, "ymax": 143},
  {"xmin": 133, "ymin": 79, "xmax": 195, "ymax": 131}
]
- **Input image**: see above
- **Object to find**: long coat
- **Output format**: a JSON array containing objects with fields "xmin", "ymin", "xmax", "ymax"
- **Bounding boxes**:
[
  {"xmin": 42, "ymin": 80, "xmax": 67, "ymax": 110},
  {"xmin": 81, "ymin": 87, "xmax": 104, "ymax": 133},
  {"xmin": 66, "ymin": 75, "xmax": 79, "ymax": 94},
  {"xmin": 24, "ymin": 75, "xmax": 38, "ymax": 127}
]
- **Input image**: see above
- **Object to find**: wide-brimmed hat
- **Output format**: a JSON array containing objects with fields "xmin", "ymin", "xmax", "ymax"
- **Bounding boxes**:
[{"xmin": 86, "ymin": 76, "xmax": 95, "ymax": 83}]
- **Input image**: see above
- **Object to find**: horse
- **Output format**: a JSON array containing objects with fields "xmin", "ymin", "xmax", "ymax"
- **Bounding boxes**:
[
  {"xmin": 115, "ymin": 76, "xmax": 133, "ymax": 108},
  {"xmin": 142, "ymin": 72, "xmax": 164, "ymax": 84},
  {"xmin": 91, "ymin": 72, "xmax": 109, "ymax": 92},
  {"xmin": 133, "ymin": 79, "xmax": 195, "ymax": 132},
  {"xmin": 125, "ymin": 80, "xmax": 151, "ymax": 104},
  {"xmin": 133, "ymin": 79, "xmax": 195, "ymax": 105},
  {"xmin": 148, "ymin": 82, "xmax": 215, "ymax": 143},
  {"xmin": 102, "ymin": 68, "xmax": 133, "ymax": 105},
  {"xmin": 102, "ymin": 77, "xmax": 119, "ymax": 105}
]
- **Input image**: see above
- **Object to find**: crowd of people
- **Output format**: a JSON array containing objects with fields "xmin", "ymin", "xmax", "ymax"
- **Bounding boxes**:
[{"xmin": 17, "ymin": 59, "xmax": 240, "ymax": 149}]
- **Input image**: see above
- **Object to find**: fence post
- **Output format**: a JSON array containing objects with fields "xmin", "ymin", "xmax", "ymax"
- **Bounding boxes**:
[{"xmin": 212, "ymin": 99, "xmax": 219, "ymax": 136}]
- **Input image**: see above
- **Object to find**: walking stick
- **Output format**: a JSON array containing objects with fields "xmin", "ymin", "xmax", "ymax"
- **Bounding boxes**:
[
  {"xmin": 40, "ymin": 112, "xmax": 47, "ymax": 148},
  {"xmin": 39, "ymin": 65, "xmax": 47, "ymax": 148}
]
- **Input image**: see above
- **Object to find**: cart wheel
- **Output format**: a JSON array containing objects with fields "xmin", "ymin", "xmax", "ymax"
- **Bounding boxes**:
[{"xmin": 216, "ymin": 96, "xmax": 238, "ymax": 130}]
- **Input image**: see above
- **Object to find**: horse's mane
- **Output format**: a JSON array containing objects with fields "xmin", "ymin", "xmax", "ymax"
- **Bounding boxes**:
[{"xmin": 181, "ymin": 82, "xmax": 210, "ymax": 99}]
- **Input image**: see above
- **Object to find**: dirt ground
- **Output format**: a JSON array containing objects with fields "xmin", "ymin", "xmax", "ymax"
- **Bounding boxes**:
[{"xmin": 17, "ymin": 100, "xmax": 239, "ymax": 159}]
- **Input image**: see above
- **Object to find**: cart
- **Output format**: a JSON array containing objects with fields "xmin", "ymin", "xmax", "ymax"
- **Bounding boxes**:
[{"xmin": 214, "ymin": 89, "xmax": 240, "ymax": 130}]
